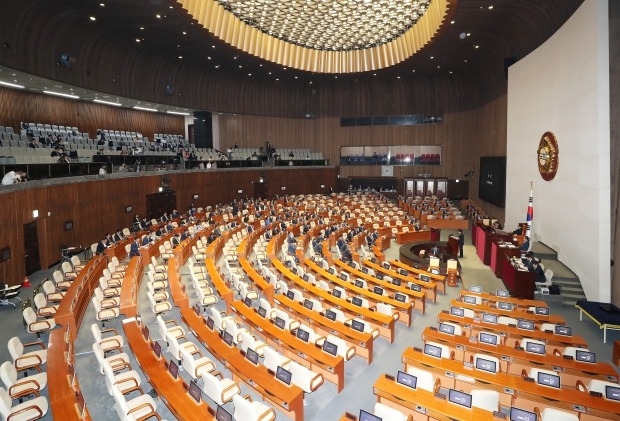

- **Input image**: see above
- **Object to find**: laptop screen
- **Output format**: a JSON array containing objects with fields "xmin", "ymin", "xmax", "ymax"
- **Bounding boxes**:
[
  {"xmin": 274, "ymin": 317, "xmax": 286, "ymax": 329},
  {"xmin": 351, "ymin": 297, "xmax": 363, "ymax": 307},
  {"xmin": 392, "ymin": 278, "xmax": 402, "ymax": 287},
  {"xmin": 222, "ymin": 331, "xmax": 234, "ymax": 346},
  {"xmin": 142, "ymin": 325, "xmax": 149, "ymax": 340},
  {"xmin": 399, "ymin": 268, "xmax": 408, "ymax": 276},
  {"xmin": 376, "ymin": 273, "xmax": 384, "ymax": 280},
  {"xmin": 555, "ymin": 325, "xmax": 572, "ymax": 336},
  {"xmin": 424, "ymin": 343, "xmax": 442, "ymax": 358},
  {"xmin": 509, "ymin": 407, "xmax": 537, "ymax": 421},
  {"xmin": 575, "ymin": 350, "xmax": 596, "ymax": 363},
  {"xmin": 606, "ymin": 385, "xmax": 620, "ymax": 401},
  {"xmin": 275, "ymin": 366, "xmax": 292, "ymax": 385},
  {"xmin": 206, "ymin": 317, "xmax": 215, "ymax": 330},
  {"xmin": 323, "ymin": 341, "xmax": 338, "ymax": 356},
  {"xmin": 496, "ymin": 289, "xmax": 510, "ymax": 297},
  {"xmin": 302, "ymin": 274, "xmax": 309, "ymax": 282},
  {"xmin": 430, "ymin": 269, "xmax": 440, "ymax": 275},
  {"xmin": 462, "ymin": 295, "xmax": 477, "ymax": 304},
  {"xmin": 410, "ymin": 283, "xmax": 421, "ymax": 292},
  {"xmin": 525, "ymin": 341, "xmax": 546, "ymax": 355},
  {"xmin": 448, "ymin": 389, "xmax": 472, "ymax": 408},
  {"xmin": 286, "ymin": 290, "xmax": 295, "ymax": 300},
  {"xmin": 325, "ymin": 310, "xmax": 337, "ymax": 321},
  {"xmin": 188, "ymin": 380, "xmax": 201, "ymax": 403},
  {"xmin": 517, "ymin": 320, "xmax": 535, "ymax": 330},
  {"xmin": 193, "ymin": 304, "xmax": 200, "ymax": 316},
  {"xmin": 450, "ymin": 306, "xmax": 464, "ymax": 317},
  {"xmin": 361, "ymin": 267, "xmax": 369, "ymax": 274},
  {"xmin": 303, "ymin": 299, "xmax": 314, "ymax": 310},
  {"xmin": 497, "ymin": 301, "xmax": 513, "ymax": 310},
  {"xmin": 258, "ymin": 307, "xmax": 267, "ymax": 318},
  {"xmin": 328, "ymin": 267, "xmax": 335, "ymax": 275},
  {"xmin": 168, "ymin": 359, "xmax": 179, "ymax": 379},
  {"xmin": 355, "ymin": 280, "xmax": 364, "ymax": 288},
  {"xmin": 215, "ymin": 405, "xmax": 234, "ymax": 421},
  {"xmin": 359, "ymin": 409, "xmax": 382, "ymax": 421},
  {"xmin": 340, "ymin": 273, "xmax": 348, "ymax": 281},
  {"xmin": 394, "ymin": 292, "xmax": 407, "ymax": 303},
  {"xmin": 396, "ymin": 370, "xmax": 417, "ymax": 389},
  {"xmin": 153, "ymin": 341, "xmax": 162, "ymax": 358},
  {"xmin": 244, "ymin": 297, "xmax": 252, "ymax": 307},
  {"xmin": 296, "ymin": 328, "xmax": 310, "ymax": 343},
  {"xmin": 351, "ymin": 319, "xmax": 365, "ymax": 332},
  {"xmin": 537, "ymin": 371, "xmax": 560, "ymax": 388},
  {"xmin": 534, "ymin": 306, "xmax": 549, "ymax": 315},
  {"xmin": 420, "ymin": 274, "xmax": 431, "ymax": 282},
  {"xmin": 382, "ymin": 262, "xmax": 390, "ymax": 270},
  {"xmin": 475, "ymin": 357, "xmax": 497, "ymax": 373},
  {"xmin": 332, "ymin": 289, "xmax": 342, "ymax": 298},
  {"xmin": 245, "ymin": 347, "xmax": 259, "ymax": 365},
  {"xmin": 482, "ymin": 313, "xmax": 498, "ymax": 324},
  {"xmin": 438, "ymin": 323, "xmax": 455, "ymax": 335},
  {"xmin": 373, "ymin": 286, "xmax": 384, "ymax": 295},
  {"xmin": 479, "ymin": 332, "xmax": 498, "ymax": 345}
]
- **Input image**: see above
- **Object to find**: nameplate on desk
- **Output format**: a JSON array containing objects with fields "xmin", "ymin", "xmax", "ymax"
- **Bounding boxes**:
[
  {"xmin": 445, "ymin": 371, "xmax": 455, "ymax": 378},
  {"xmin": 573, "ymin": 405, "xmax": 586, "ymax": 413},
  {"xmin": 415, "ymin": 405, "xmax": 427, "ymax": 414},
  {"xmin": 504, "ymin": 387, "xmax": 515, "ymax": 395}
]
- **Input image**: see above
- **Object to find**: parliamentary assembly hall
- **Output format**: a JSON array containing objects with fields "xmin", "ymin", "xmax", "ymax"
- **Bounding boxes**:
[{"xmin": 0, "ymin": 0, "xmax": 619, "ymax": 420}]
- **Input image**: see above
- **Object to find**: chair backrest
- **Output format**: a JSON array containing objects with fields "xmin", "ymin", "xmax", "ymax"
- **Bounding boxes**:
[
  {"xmin": 587, "ymin": 379, "xmax": 618, "ymax": 394},
  {"xmin": 91, "ymin": 323, "xmax": 103, "ymax": 341},
  {"xmin": 7, "ymin": 337, "xmax": 24, "ymax": 360},
  {"xmin": 541, "ymin": 408, "xmax": 579, "ymax": 421},
  {"xmin": 42, "ymin": 280, "xmax": 56, "ymax": 295},
  {"xmin": 497, "ymin": 316, "xmax": 518, "ymax": 326},
  {"xmin": 111, "ymin": 384, "xmax": 129, "ymax": 418},
  {"xmin": 201, "ymin": 372, "xmax": 221, "ymax": 403},
  {"xmin": 471, "ymin": 389, "xmax": 499, "ymax": 412},
  {"xmin": 374, "ymin": 402, "xmax": 408, "ymax": 421},
  {"xmin": 0, "ymin": 387, "xmax": 14, "ymax": 417},
  {"xmin": 406, "ymin": 367, "xmax": 435, "ymax": 392},
  {"xmin": 0, "ymin": 361, "xmax": 17, "ymax": 387},
  {"xmin": 263, "ymin": 346, "xmax": 286, "ymax": 373},
  {"xmin": 232, "ymin": 394, "xmax": 258, "ymax": 421},
  {"xmin": 23, "ymin": 307, "xmax": 37, "ymax": 325},
  {"xmin": 544, "ymin": 269, "xmax": 554, "ymax": 283},
  {"xmin": 71, "ymin": 255, "xmax": 81, "ymax": 266},
  {"xmin": 62, "ymin": 261, "xmax": 74, "ymax": 274},
  {"xmin": 34, "ymin": 293, "xmax": 48, "ymax": 310}
]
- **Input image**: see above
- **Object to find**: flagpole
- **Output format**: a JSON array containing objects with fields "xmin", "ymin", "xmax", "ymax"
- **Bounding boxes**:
[{"xmin": 526, "ymin": 181, "xmax": 533, "ymax": 239}]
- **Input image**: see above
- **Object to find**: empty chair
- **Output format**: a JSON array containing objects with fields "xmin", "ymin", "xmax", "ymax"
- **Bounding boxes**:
[
  {"xmin": 325, "ymin": 335, "xmax": 355, "ymax": 361},
  {"xmin": 239, "ymin": 330, "xmax": 267, "ymax": 357},
  {"xmin": 576, "ymin": 378, "xmax": 619, "ymax": 395},
  {"xmin": 99, "ymin": 276, "xmax": 120, "ymax": 297},
  {"xmin": 146, "ymin": 271, "xmax": 168, "ymax": 290},
  {"xmin": 473, "ymin": 353, "xmax": 501, "ymax": 374},
  {"xmin": 406, "ymin": 367, "xmax": 439, "ymax": 393},
  {"xmin": 156, "ymin": 315, "xmax": 185, "ymax": 342},
  {"xmin": 373, "ymin": 402, "xmax": 409, "ymax": 421},
  {"xmin": 23, "ymin": 307, "xmax": 56, "ymax": 338},
  {"xmin": 0, "ymin": 361, "xmax": 47, "ymax": 399},
  {"xmin": 61, "ymin": 261, "xmax": 78, "ymax": 280},
  {"xmin": 238, "ymin": 282, "xmax": 258, "ymax": 301},
  {"xmin": 288, "ymin": 360, "xmax": 324, "ymax": 393},
  {"xmin": 0, "ymin": 386, "xmax": 48, "ymax": 421},
  {"xmin": 375, "ymin": 302, "xmax": 399, "ymax": 320},
  {"xmin": 201, "ymin": 371, "xmax": 241, "ymax": 405},
  {"xmin": 150, "ymin": 257, "xmax": 166, "ymax": 275},
  {"xmin": 497, "ymin": 316, "xmax": 518, "ymax": 326},
  {"xmin": 165, "ymin": 331, "xmax": 196, "ymax": 365},
  {"xmin": 94, "ymin": 286, "xmax": 120, "ymax": 308},
  {"xmin": 147, "ymin": 281, "xmax": 169, "ymax": 302},
  {"xmin": 179, "ymin": 344, "xmax": 215, "ymax": 380},
  {"xmin": 210, "ymin": 307, "xmax": 235, "ymax": 331},
  {"xmin": 91, "ymin": 323, "xmax": 124, "ymax": 353},
  {"xmin": 147, "ymin": 291, "xmax": 171, "ymax": 314},
  {"xmin": 471, "ymin": 389, "xmax": 500, "ymax": 412},
  {"xmin": 196, "ymin": 285, "xmax": 218, "ymax": 309},
  {"xmin": 41, "ymin": 280, "xmax": 65, "ymax": 303},
  {"xmin": 232, "ymin": 394, "xmax": 276, "ymax": 421},
  {"xmin": 224, "ymin": 320, "xmax": 248, "ymax": 345},
  {"xmin": 112, "ymin": 384, "xmax": 160, "ymax": 421},
  {"xmin": 7, "ymin": 337, "xmax": 47, "ymax": 374},
  {"xmin": 52, "ymin": 270, "xmax": 71, "ymax": 290},
  {"xmin": 103, "ymin": 358, "xmax": 144, "ymax": 396},
  {"xmin": 540, "ymin": 408, "xmax": 579, "ymax": 421},
  {"xmin": 92, "ymin": 342, "xmax": 131, "ymax": 375},
  {"xmin": 263, "ymin": 346, "xmax": 290, "ymax": 374},
  {"xmin": 33, "ymin": 293, "xmax": 57, "ymax": 318},
  {"xmin": 272, "ymin": 308, "xmax": 300, "ymax": 332},
  {"xmin": 92, "ymin": 296, "xmax": 120, "ymax": 326}
]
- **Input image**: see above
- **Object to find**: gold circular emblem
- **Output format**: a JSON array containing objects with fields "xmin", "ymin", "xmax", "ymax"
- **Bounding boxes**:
[{"xmin": 537, "ymin": 131, "xmax": 558, "ymax": 181}]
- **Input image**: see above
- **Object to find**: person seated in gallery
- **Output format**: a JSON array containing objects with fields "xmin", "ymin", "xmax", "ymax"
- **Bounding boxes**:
[
  {"xmin": 530, "ymin": 260, "xmax": 546, "ymax": 283},
  {"xmin": 430, "ymin": 244, "xmax": 440, "ymax": 256},
  {"xmin": 96, "ymin": 235, "xmax": 110, "ymax": 254},
  {"xmin": 129, "ymin": 238, "xmax": 141, "ymax": 257}
]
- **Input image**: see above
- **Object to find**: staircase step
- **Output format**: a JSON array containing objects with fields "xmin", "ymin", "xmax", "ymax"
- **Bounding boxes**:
[{"xmin": 553, "ymin": 278, "xmax": 581, "ymax": 286}]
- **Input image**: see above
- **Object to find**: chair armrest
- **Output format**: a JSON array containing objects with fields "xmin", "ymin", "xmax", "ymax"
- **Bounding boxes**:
[
  {"xmin": 108, "ymin": 357, "xmax": 131, "ymax": 372},
  {"xmin": 289, "ymin": 320, "xmax": 301, "ymax": 331},
  {"xmin": 6, "ymin": 402, "xmax": 45, "ymax": 421},
  {"xmin": 115, "ymin": 377, "xmax": 142, "ymax": 395},
  {"xmin": 14, "ymin": 355, "xmax": 43, "ymax": 372},
  {"xmin": 220, "ymin": 382, "xmax": 240, "ymax": 403},
  {"xmin": 9, "ymin": 382, "xmax": 41, "ymax": 398},
  {"xmin": 195, "ymin": 360, "xmax": 215, "ymax": 374},
  {"xmin": 309, "ymin": 373, "xmax": 325, "ymax": 392},
  {"xmin": 257, "ymin": 408, "xmax": 276, "ymax": 421},
  {"xmin": 242, "ymin": 394, "xmax": 253, "ymax": 402},
  {"xmin": 552, "ymin": 348, "xmax": 562, "ymax": 357},
  {"xmin": 315, "ymin": 336, "xmax": 326, "ymax": 347},
  {"xmin": 576, "ymin": 379, "xmax": 587, "ymax": 391},
  {"xmin": 101, "ymin": 327, "xmax": 120, "ymax": 336},
  {"xmin": 127, "ymin": 402, "xmax": 159, "ymax": 420},
  {"xmin": 212, "ymin": 371, "xmax": 223, "ymax": 379}
]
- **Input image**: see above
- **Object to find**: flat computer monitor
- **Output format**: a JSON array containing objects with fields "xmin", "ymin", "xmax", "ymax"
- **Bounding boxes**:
[
  {"xmin": 497, "ymin": 301, "xmax": 513, "ymax": 310},
  {"xmin": 369, "ymin": 257, "xmax": 377, "ymax": 264},
  {"xmin": 245, "ymin": 347, "xmax": 259, "ymax": 365},
  {"xmin": 285, "ymin": 260, "xmax": 292, "ymax": 268},
  {"xmin": 606, "ymin": 385, "xmax": 620, "ymax": 401},
  {"xmin": 340, "ymin": 273, "xmax": 348, "ymax": 281},
  {"xmin": 302, "ymin": 273, "xmax": 309, "ymax": 282},
  {"xmin": 382, "ymin": 262, "xmax": 390, "ymax": 270},
  {"xmin": 410, "ymin": 283, "xmax": 421, "ymax": 292},
  {"xmin": 509, "ymin": 407, "xmax": 537, "ymax": 421},
  {"xmin": 193, "ymin": 304, "xmax": 200, "ymax": 316},
  {"xmin": 332, "ymin": 289, "xmax": 342, "ymax": 298},
  {"xmin": 537, "ymin": 371, "xmax": 561, "ymax": 388},
  {"xmin": 450, "ymin": 306, "xmax": 465, "ymax": 317},
  {"xmin": 153, "ymin": 341, "xmax": 162, "ymax": 358},
  {"xmin": 438, "ymin": 323, "xmax": 455, "ymax": 335},
  {"xmin": 361, "ymin": 267, "xmax": 369, "ymax": 274},
  {"xmin": 525, "ymin": 341, "xmax": 546, "ymax": 355},
  {"xmin": 534, "ymin": 306, "xmax": 550, "ymax": 315},
  {"xmin": 482, "ymin": 313, "xmax": 498, "ymax": 324},
  {"xmin": 141, "ymin": 325, "xmax": 149, "ymax": 340},
  {"xmin": 168, "ymin": 359, "xmax": 179, "ymax": 379},
  {"xmin": 394, "ymin": 292, "xmax": 407, "ymax": 303},
  {"xmin": 475, "ymin": 357, "xmax": 497, "ymax": 373},
  {"xmin": 424, "ymin": 343, "xmax": 442, "ymax": 358},
  {"xmin": 420, "ymin": 274, "xmax": 431, "ymax": 282},
  {"xmin": 496, "ymin": 289, "xmax": 510, "ymax": 297},
  {"xmin": 376, "ymin": 273, "xmax": 384, "ymax": 280},
  {"xmin": 291, "ymin": 267, "xmax": 298, "ymax": 275},
  {"xmin": 470, "ymin": 285, "xmax": 482, "ymax": 293},
  {"xmin": 555, "ymin": 325, "xmax": 572, "ymax": 336},
  {"xmin": 258, "ymin": 307, "xmax": 267, "ymax": 318},
  {"xmin": 303, "ymin": 299, "xmax": 313, "ymax": 310},
  {"xmin": 479, "ymin": 332, "xmax": 498, "ymax": 345},
  {"xmin": 351, "ymin": 319, "xmax": 365, "ymax": 332},
  {"xmin": 206, "ymin": 317, "xmax": 215, "ymax": 330},
  {"xmin": 244, "ymin": 297, "xmax": 252, "ymax": 307},
  {"xmin": 392, "ymin": 278, "xmax": 402, "ymax": 287},
  {"xmin": 396, "ymin": 370, "xmax": 417, "ymax": 389},
  {"xmin": 75, "ymin": 389, "xmax": 86, "ymax": 416},
  {"xmin": 188, "ymin": 379, "xmax": 201, "ymax": 403},
  {"xmin": 215, "ymin": 405, "xmax": 234, "ymax": 421},
  {"xmin": 462, "ymin": 295, "xmax": 477, "ymax": 304},
  {"xmin": 286, "ymin": 290, "xmax": 295, "ymax": 300},
  {"xmin": 355, "ymin": 280, "xmax": 364, "ymax": 288},
  {"xmin": 325, "ymin": 310, "xmax": 337, "ymax": 321},
  {"xmin": 323, "ymin": 341, "xmax": 338, "ymax": 356},
  {"xmin": 399, "ymin": 268, "xmax": 408, "ymax": 276},
  {"xmin": 448, "ymin": 389, "xmax": 472, "ymax": 408},
  {"xmin": 517, "ymin": 320, "xmax": 535, "ymax": 330},
  {"xmin": 296, "ymin": 328, "xmax": 310, "ymax": 342},
  {"xmin": 275, "ymin": 366, "xmax": 292, "ymax": 385},
  {"xmin": 221, "ymin": 330, "xmax": 234, "ymax": 346},
  {"xmin": 359, "ymin": 409, "xmax": 382, "ymax": 421},
  {"xmin": 328, "ymin": 267, "xmax": 335, "ymax": 275},
  {"xmin": 373, "ymin": 286, "xmax": 384, "ymax": 295},
  {"xmin": 575, "ymin": 350, "xmax": 596, "ymax": 363},
  {"xmin": 274, "ymin": 317, "xmax": 286, "ymax": 329},
  {"xmin": 351, "ymin": 297, "xmax": 363, "ymax": 307}
]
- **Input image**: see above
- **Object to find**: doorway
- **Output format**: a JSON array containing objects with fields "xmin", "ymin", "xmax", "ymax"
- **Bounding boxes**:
[{"xmin": 23, "ymin": 221, "xmax": 41, "ymax": 275}]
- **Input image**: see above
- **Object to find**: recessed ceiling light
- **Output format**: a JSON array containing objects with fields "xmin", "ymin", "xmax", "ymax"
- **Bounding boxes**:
[
  {"xmin": 248, "ymin": 73, "xmax": 252, "ymax": 76},
  {"xmin": 94, "ymin": 99, "xmax": 122, "ymax": 106},
  {"xmin": 182, "ymin": 31, "xmax": 187, "ymax": 35},
  {"xmin": 207, "ymin": 56, "xmax": 211, "ymax": 60},
  {"xmin": 156, "ymin": 14, "xmax": 161, "ymax": 19},
  {"xmin": 238, "ymin": 65, "xmax": 242, "ymax": 68},
  {"xmin": 100, "ymin": 3, "xmax": 105, "ymax": 6},
  {"xmin": 215, "ymin": 65, "xmax": 220, "ymax": 68},
  {"xmin": 140, "ymin": 26, "xmax": 145, "ymax": 30},
  {"xmin": 474, "ymin": 45, "xmax": 479, "ymax": 49},
  {"xmin": 211, "ymin": 45, "xmax": 215, "ymax": 48},
  {"xmin": 167, "ymin": 111, "xmax": 189, "ymax": 115},
  {"xmin": 44, "ymin": 90, "xmax": 79, "ymax": 99},
  {"xmin": 0, "ymin": 81, "xmax": 24, "ymax": 89},
  {"xmin": 275, "ymin": 78, "xmax": 279, "ymax": 81},
  {"xmin": 134, "ymin": 106, "xmax": 157, "ymax": 112},
  {"xmin": 294, "ymin": 76, "xmax": 298, "ymax": 79},
  {"xmin": 136, "ymin": 39, "xmax": 141, "ymax": 43},
  {"xmin": 430, "ymin": 56, "xmax": 434, "ymax": 59},
  {"xmin": 450, "ymin": 20, "xmax": 455, "ymax": 24},
  {"xmin": 178, "ymin": 56, "xmax": 183, "ymax": 59},
  {"xmin": 488, "ymin": 5, "xmax": 494, "ymax": 9},
  {"xmin": 397, "ymin": 76, "xmax": 400, "ymax": 79},
  {"xmin": 89, "ymin": 16, "xmax": 96, "ymax": 21},
  {"xmin": 467, "ymin": 33, "xmax": 471, "ymax": 36}
]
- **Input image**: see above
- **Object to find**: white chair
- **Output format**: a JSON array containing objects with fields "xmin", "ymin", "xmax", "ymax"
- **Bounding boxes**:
[
  {"xmin": 23, "ymin": 307, "xmax": 56, "ymax": 338},
  {"xmin": 210, "ymin": 307, "xmax": 235, "ymax": 331},
  {"xmin": 272, "ymin": 308, "xmax": 300, "ymax": 332},
  {"xmin": 112, "ymin": 384, "xmax": 160, "ymax": 421},
  {"xmin": 497, "ymin": 316, "xmax": 518, "ymax": 326},
  {"xmin": 201, "ymin": 371, "xmax": 241, "ymax": 405},
  {"xmin": 33, "ymin": 293, "xmax": 57, "ymax": 318},
  {"xmin": 536, "ymin": 269, "xmax": 553, "ymax": 295},
  {"xmin": 41, "ymin": 279, "xmax": 65, "ymax": 302},
  {"xmin": 146, "ymin": 271, "xmax": 168, "ymax": 290},
  {"xmin": 165, "ymin": 331, "xmax": 195, "ymax": 365},
  {"xmin": 92, "ymin": 343, "xmax": 131, "ymax": 375},
  {"xmin": 263, "ymin": 346, "xmax": 290, "ymax": 374},
  {"xmin": 239, "ymin": 282, "xmax": 258, "ymax": 301},
  {"xmin": 224, "ymin": 320, "xmax": 248, "ymax": 345},
  {"xmin": 99, "ymin": 276, "xmax": 120, "ymax": 297},
  {"xmin": 471, "ymin": 389, "xmax": 499, "ymax": 412},
  {"xmin": 7, "ymin": 337, "xmax": 47, "ymax": 374},
  {"xmin": 61, "ymin": 261, "xmax": 78, "ymax": 280},
  {"xmin": 52, "ymin": 270, "xmax": 71, "ymax": 290},
  {"xmin": 541, "ymin": 408, "xmax": 579, "ymax": 421},
  {"xmin": 576, "ymin": 378, "xmax": 618, "ymax": 396},
  {"xmin": 147, "ymin": 281, "xmax": 169, "ymax": 303},
  {"xmin": 0, "ymin": 386, "xmax": 48, "ymax": 421},
  {"xmin": 103, "ymin": 359, "xmax": 144, "ymax": 396},
  {"xmin": 373, "ymin": 402, "xmax": 410, "ymax": 421},
  {"xmin": 196, "ymin": 285, "xmax": 218, "ymax": 309},
  {"xmin": 151, "ymin": 256, "xmax": 166, "ymax": 274},
  {"xmin": 288, "ymin": 360, "xmax": 324, "ymax": 393},
  {"xmin": 147, "ymin": 291, "xmax": 171, "ymax": 314},
  {"xmin": 94, "ymin": 286, "xmax": 120, "ymax": 308},
  {"xmin": 406, "ymin": 367, "xmax": 439, "ymax": 393},
  {"xmin": 239, "ymin": 330, "xmax": 267, "ymax": 357},
  {"xmin": 376, "ymin": 302, "xmax": 399, "ymax": 320},
  {"xmin": 232, "ymin": 394, "xmax": 276, "ymax": 421},
  {"xmin": 156, "ymin": 315, "xmax": 185, "ymax": 342},
  {"xmin": 0, "ymin": 361, "xmax": 47, "ymax": 399},
  {"xmin": 91, "ymin": 323, "xmax": 124, "ymax": 353},
  {"xmin": 92, "ymin": 296, "xmax": 120, "ymax": 327},
  {"xmin": 325, "ymin": 335, "xmax": 355, "ymax": 361},
  {"xmin": 179, "ymin": 344, "xmax": 215, "ymax": 380},
  {"xmin": 297, "ymin": 324, "xmax": 326, "ymax": 346}
]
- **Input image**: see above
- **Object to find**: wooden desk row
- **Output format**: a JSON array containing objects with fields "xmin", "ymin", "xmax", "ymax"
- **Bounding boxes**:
[
  {"xmin": 459, "ymin": 289, "xmax": 547, "ymax": 310},
  {"xmin": 388, "ymin": 259, "xmax": 447, "ymax": 294},
  {"xmin": 360, "ymin": 259, "xmax": 440, "ymax": 301},
  {"xmin": 450, "ymin": 299, "xmax": 565, "ymax": 325}
]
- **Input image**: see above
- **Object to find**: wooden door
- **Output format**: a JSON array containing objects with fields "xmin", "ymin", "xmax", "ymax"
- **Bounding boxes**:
[
  {"xmin": 23, "ymin": 221, "xmax": 40, "ymax": 275},
  {"xmin": 254, "ymin": 182, "xmax": 268, "ymax": 199}
]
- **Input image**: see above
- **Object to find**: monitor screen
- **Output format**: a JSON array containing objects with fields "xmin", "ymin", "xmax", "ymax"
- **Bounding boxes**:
[
  {"xmin": 482, "ymin": 313, "xmax": 498, "ymax": 324},
  {"xmin": 332, "ymin": 289, "xmax": 342, "ymax": 298},
  {"xmin": 517, "ymin": 320, "xmax": 535, "ymax": 331},
  {"xmin": 296, "ymin": 328, "xmax": 310, "ymax": 342},
  {"xmin": 430, "ymin": 269, "xmax": 440, "ymax": 275},
  {"xmin": 351, "ymin": 319, "xmax": 365, "ymax": 332},
  {"xmin": 497, "ymin": 301, "xmax": 513, "ymax": 310},
  {"xmin": 193, "ymin": 304, "xmax": 200, "ymax": 316},
  {"xmin": 258, "ymin": 307, "xmax": 267, "ymax": 318},
  {"xmin": 302, "ymin": 274, "xmax": 309, "ymax": 282},
  {"xmin": 359, "ymin": 409, "xmax": 382, "ymax": 421},
  {"xmin": 216, "ymin": 405, "xmax": 234, "ymax": 421},
  {"xmin": 323, "ymin": 341, "xmax": 338, "ymax": 356},
  {"xmin": 392, "ymin": 278, "xmax": 402, "ymax": 287},
  {"xmin": 75, "ymin": 389, "xmax": 86, "ymax": 416},
  {"xmin": 438, "ymin": 323, "xmax": 455, "ymax": 335},
  {"xmin": 328, "ymin": 267, "xmax": 335, "ymax": 275},
  {"xmin": 188, "ymin": 380, "xmax": 201, "ymax": 403},
  {"xmin": 420, "ymin": 274, "xmax": 431, "ymax": 282},
  {"xmin": 399, "ymin": 268, "xmax": 408, "ymax": 276},
  {"xmin": 410, "ymin": 283, "xmax": 421, "ymax": 292},
  {"xmin": 450, "ymin": 306, "xmax": 465, "ymax": 317},
  {"xmin": 206, "ymin": 317, "xmax": 215, "ymax": 330},
  {"xmin": 525, "ymin": 342, "xmax": 546, "ymax": 355},
  {"xmin": 382, "ymin": 262, "xmax": 390, "ymax": 270},
  {"xmin": 369, "ymin": 257, "xmax": 377, "ymax": 264},
  {"xmin": 475, "ymin": 357, "xmax": 497, "ymax": 373},
  {"xmin": 286, "ymin": 290, "xmax": 295, "ymax": 300},
  {"xmin": 244, "ymin": 297, "xmax": 252, "ymax": 307},
  {"xmin": 534, "ymin": 307, "xmax": 550, "ymax": 315},
  {"xmin": 246, "ymin": 347, "xmax": 259, "ymax": 365},
  {"xmin": 355, "ymin": 280, "xmax": 364, "ymax": 288},
  {"xmin": 325, "ymin": 310, "xmax": 337, "ymax": 321},
  {"xmin": 376, "ymin": 273, "xmax": 384, "ymax": 280},
  {"xmin": 448, "ymin": 389, "xmax": 472, "ymax": 408},
  {"xmin": 285, "ymin": 260, "xmax": 292, "ymax": 268},
  {"xmin": 275, "ymin": 366, "xmax": 292, "ymax": 385},
  {"xmin": 396, "ymin": 370, "xmax": 417, "ymax": 389},
  {"xmin": 470, "ymin": 285, "xmax": 482, "ymax": 293},
  {"xmin": 168, "ymin": 359, "xmax": 179, "ymax": 379},
  {"xmin": 537, "ymin": 371, "xmax": 560, "ymax": 388},
  {"xmin": 352, "ymin": 297, "xmax": 363, "ymax": 307},
  {"xmin": 394, "ymin": 293, "xmax": 407, "ymax": 303},
  {"xmin": 303, "ymin": 299, "xmax": 314, "ymax": 310},
  {"xmin": 575, "ymin": 350, "xmax": 596, "ymax": 363},
  {"xmin": 496, "ymin": 289, "xmax": 510, "ymax": 297},
  {"xmin": 424, "ymin": 343, "xmax": 442, "ymax": 358},
  {"xmin": 555, "ymin": 325, "xmax": 572, "ymax": 336},
  {"xmin": 340, "ymin": 273, "xmax": 348, "ymax": 281},
  {"xmin": 462, "ymin": 295, "xmax": 477, "ymax": 304},
  {"xmin": 361, "ymin": 267, "xmax": 369, "ymax": 274},
  {"xmin": 606, "ymin": 385, "xmax": 620, "ymax": 401},
  {"xmin": 509, "ymin": 407, "xmax": 537, "ymax": 421},
  {"xmin": 479, "ymin": 332, "xmax": 498, "ymax": 345},
  {"xmin": 222, "ymin": 331, "xmax": 234, "ymax": 346},
  {"xmin": 142, "ymin": 325, "xmax": 149, "ymax": 340},
  {"xmin": 153, "ymin": 341, "xmax": 162, "ymax": 358},
  {"xmin": 291, "ymin": 267, "xmax": 298, "ymax": 275},
  {"xmin": 373, "ymin": 286, "xmax": 384, "ymax": 295},
  {"xmin": 274, "ymin": 317, "xmax": 286, "ymax": 329}
]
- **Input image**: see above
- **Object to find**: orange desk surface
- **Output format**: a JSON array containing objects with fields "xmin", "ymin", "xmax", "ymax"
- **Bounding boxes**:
[
  {"xmin": 388, "ymin": 259, "xmax": 447, "ymax": 294},
  {"xmin": 450, "ymin": 299, "xmax": 565, "ymax": 325}
]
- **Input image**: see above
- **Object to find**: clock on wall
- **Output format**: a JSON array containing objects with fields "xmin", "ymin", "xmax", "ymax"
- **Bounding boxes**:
[
  {"xmin": 381, "ymin": 165, "xmax": 394, "ymax": 177},
  {"xmin": 537, "ymin": 131, "xmax": 559, "ymax": 181}
]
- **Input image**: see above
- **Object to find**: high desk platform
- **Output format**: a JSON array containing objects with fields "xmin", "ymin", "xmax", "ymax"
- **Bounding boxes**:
[{"xmin": 575, "ymin": 300, "xmax": 620, "ymax": 343}]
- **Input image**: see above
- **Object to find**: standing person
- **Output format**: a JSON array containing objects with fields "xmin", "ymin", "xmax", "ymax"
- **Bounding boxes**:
[{"xmin": 457, "ymin": 228, "xmax": 465, "ymax": 258}]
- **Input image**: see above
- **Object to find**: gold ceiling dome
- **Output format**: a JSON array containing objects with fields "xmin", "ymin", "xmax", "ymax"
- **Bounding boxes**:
[{"xmin": 178, "ymin": 0, "xmax": 453, "ymax": 73}]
